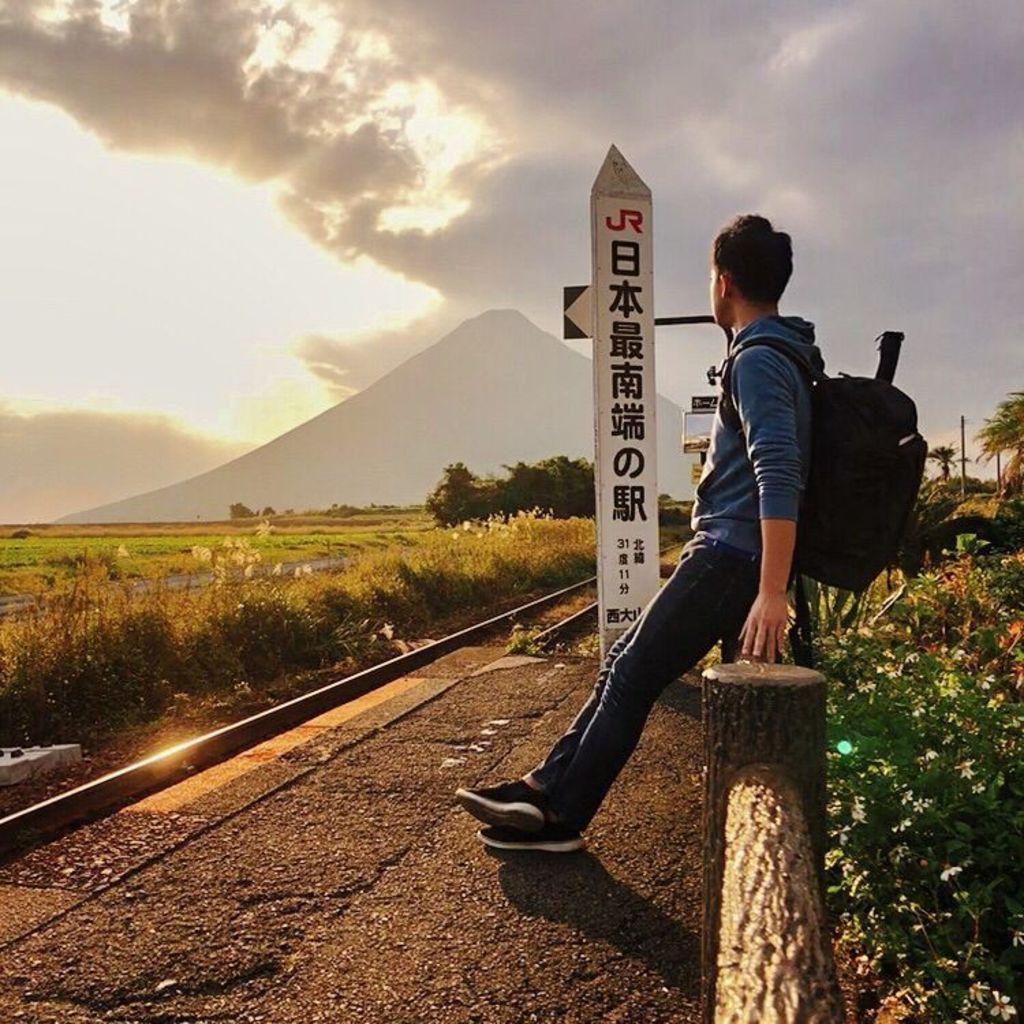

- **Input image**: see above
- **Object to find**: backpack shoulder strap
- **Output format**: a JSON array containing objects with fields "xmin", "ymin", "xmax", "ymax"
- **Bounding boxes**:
[
  {"xmin": 789, "ymin": 572, "xmax": 816, "ymax": 668},
  {"xmin": 720, "ymin": 336, "xmax": 823, "ymax": 428}
]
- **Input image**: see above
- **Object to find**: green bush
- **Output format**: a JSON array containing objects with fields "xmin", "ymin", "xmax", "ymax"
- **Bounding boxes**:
[
  {"xmin": 994, "ymin": 498, "xmax": 1024, "ymax": 553},
  {"xmin": 426, "ymin": 457, "xmax": 595, "ymax": 525},
  {"xmin": 823, "ymin": 551, "xmax": 1024, "ymax": 1021}
]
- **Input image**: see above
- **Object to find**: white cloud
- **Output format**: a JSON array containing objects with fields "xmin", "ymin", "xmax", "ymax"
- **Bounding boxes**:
[
  {"xmin": 0, "ymin": 94, "xmax": 439, "ymax": 442},
  {"xmin": 769, "ymin": 10, "xmax": 860, "ymax": 73}
]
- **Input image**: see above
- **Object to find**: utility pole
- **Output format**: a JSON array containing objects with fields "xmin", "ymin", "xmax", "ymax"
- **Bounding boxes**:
[
  {"xmin": 997, "ymin": 451, "xmax": 1003, "ymax": 496},
  {"xmin": 960, "ymin": 415, "xmax": 967, "ymax": 498}
]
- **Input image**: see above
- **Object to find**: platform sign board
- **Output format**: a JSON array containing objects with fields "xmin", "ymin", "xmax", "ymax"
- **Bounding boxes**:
[
  {"xmin": 691, "ymin": 395, "xmax": 719, "ymax": 413},
  {"xmin": 682, "ymin": 410, "xmax": 714, "ymax": 453},
  {"xmin": 590, "ymin": 146, "xmax": 660, "ymax": 656}
]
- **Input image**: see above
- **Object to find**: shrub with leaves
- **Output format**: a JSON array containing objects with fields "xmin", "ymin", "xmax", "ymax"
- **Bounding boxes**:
[{"xmin": 823, "ymin": 551, "xmax": 1024, "ymax": 1021}]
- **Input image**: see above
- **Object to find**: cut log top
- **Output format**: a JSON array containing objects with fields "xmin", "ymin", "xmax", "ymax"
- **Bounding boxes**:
[{"xmin": 703, "ymin": 663, "xmax": 824, "ymax": 688}]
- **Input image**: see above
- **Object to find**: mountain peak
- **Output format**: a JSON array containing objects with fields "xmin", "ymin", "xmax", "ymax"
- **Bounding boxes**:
[
  {"xmin": 446, "ymin": 307, "xmax": 541, "ymax": 340},
  {"xmin": 59, "ymin": 308, "xmax": 690, "ymax": 522}
]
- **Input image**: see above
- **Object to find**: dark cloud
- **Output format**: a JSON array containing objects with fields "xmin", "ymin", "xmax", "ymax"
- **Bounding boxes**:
[
  {"xmin": 0, "ymin": 1, "xmax": 421, "ymax": 221},
  {"xmin": 0, "ymin": 404, "xmax": 251, "ymax": 523}
]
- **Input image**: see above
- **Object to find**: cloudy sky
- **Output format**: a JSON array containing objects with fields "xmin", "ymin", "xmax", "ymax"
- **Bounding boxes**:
[{"xmin": 2, "ymin": 0, "xmax": 1021, "ymax": 522}]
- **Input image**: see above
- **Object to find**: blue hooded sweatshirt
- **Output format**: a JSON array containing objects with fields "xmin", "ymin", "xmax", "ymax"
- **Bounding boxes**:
[{"xmin": 691, "ymin": 314, "xmax": 825, "ymax": 556}]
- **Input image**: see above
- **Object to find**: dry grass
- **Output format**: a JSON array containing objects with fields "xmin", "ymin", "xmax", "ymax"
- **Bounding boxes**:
[{"xmin": 0, "ymin": 512, "xmax": 596, "ymax": 747}]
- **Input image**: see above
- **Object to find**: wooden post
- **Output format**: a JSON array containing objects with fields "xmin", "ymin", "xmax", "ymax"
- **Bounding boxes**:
[{"xmin": 702, "ymin": 662, "xmax": 843, "ymax": 1023}]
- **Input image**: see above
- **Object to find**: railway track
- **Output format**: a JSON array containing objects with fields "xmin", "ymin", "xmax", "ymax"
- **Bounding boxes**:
[
  {"xmin": 0, "ymin": 540, "xmax": 688, "ymax": 858},
  {"xmin": 0, "ymin": 574, "xmax": 599, "ymax": 857}
]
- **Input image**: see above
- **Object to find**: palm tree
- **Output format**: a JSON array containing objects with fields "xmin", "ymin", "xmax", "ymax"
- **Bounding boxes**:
[
  {"xmin": 927, "ymin": 445, "xmax": 957, "ymax": 481},
  {"xmin": 976, "ymin": 392, "xmax": 1024, "ymax": 496}
]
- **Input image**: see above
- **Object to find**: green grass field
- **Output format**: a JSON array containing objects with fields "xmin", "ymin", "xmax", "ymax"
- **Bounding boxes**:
[{"xmin": 0, "ymin": 510, "xmax": 435, "ymax": 595}]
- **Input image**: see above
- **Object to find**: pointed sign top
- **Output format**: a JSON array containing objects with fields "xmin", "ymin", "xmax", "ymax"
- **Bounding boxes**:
[{"xmin": 591, "ymin": 144, "xmax": 651, "ymax": 199}]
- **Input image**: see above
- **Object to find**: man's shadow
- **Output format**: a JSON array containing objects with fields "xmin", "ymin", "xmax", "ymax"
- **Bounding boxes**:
[{"xmin": 490, "ymin": 848, "xmax": 700, "ymax": 992}]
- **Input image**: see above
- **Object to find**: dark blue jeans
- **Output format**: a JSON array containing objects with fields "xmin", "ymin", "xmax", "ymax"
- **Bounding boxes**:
[{"xmin": 525, "ymin": 537, "xmax": 761, "ymax": 833}]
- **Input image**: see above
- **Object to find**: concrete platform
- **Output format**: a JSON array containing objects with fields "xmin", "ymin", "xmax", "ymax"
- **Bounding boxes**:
[{"xmin": 0, "ymin": 645, "xmax": 706, "ymax": 1023}]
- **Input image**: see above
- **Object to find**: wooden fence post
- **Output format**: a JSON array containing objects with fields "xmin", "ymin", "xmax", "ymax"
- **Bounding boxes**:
[{"xmin": 701, "ymin": 662, "xmax": 843, "ymax": 1023}]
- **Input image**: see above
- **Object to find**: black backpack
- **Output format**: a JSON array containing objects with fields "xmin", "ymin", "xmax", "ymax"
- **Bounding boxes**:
[{"xmin": 721, "ymin": 334, "xmax": 928, "ymax": 594}]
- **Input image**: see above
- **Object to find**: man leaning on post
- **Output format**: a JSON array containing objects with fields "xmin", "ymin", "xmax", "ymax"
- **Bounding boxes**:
[{"xmin": 456, "ymin": 214, "xmax": 825, "ymax": 852}]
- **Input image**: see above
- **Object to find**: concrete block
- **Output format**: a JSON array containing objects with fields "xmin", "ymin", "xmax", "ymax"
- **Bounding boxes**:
[{"xmin": 0, "ymin": 744, "xmax": 82, "ymax": 786}]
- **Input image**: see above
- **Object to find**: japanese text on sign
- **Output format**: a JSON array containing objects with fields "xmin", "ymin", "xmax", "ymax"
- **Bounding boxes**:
[{"xmin": 590, "ymin": 147, "xmax": 660, "ymax": 654}]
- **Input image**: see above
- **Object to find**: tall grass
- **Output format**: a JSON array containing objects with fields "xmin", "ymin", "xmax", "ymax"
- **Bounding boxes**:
[{"xmin": 0, "ymin": 512, "xmax": 595, "ymax": 746}]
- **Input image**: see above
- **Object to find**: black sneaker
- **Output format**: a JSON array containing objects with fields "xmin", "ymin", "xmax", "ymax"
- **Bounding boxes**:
[
  {"xmin": 477, "ymin": 822, "xmax": 584, "ymax": 853},
  {"xmin": 455, "ymin": 779, "xmax": 550, "ymax": 832}
]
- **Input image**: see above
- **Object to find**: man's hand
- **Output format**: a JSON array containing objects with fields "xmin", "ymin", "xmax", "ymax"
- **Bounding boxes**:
[
  {"xmin": 739, "ymin": 590, "xmax": 790, "ymax": 662},
  {"xmin": 740, "ymin": 517, "xmax": 797, "ymax": 662}
]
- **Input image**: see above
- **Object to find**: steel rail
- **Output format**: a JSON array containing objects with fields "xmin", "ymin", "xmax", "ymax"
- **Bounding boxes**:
[
  {"xmin": 0, "ymin": 573, "xmax": 597, "ymax": 855},
  {"xmin": 533, "ymin": 601, "xmax": 597, "ymax": 647},
  {"xmin": 530, "ymin": 539, "xmax": 688, "ymax": 650}
]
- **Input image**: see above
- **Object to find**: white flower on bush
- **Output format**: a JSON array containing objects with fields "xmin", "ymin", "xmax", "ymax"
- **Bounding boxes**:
[
  {"xmin": 922, "ymin": 748, "xmax": 939, "ymax": 762},
  {"xmin": 958, "ymin": 760, "xmax": 976, "ymax": 779},
  {"xmin": 940, "ymin": 864, "xmax": 963, "ymax": 882},
  {"xmin": 991, "ymin": 992, "xmax": 1016, "ymax": 1020},
  {"xmin": 851, "ymin": 796, "xmax": 866, "ymax": 823},
  {"xmin": 1012, "ymin": 930, "xmax": 1024, "ymax": 948},
  {"xmin": 972, "ymin": 781, "xmax": 987, "ymax": 795},
  {"xmin": 971, "ymin": 982, "xmax": 992, "ymax": 1004}
]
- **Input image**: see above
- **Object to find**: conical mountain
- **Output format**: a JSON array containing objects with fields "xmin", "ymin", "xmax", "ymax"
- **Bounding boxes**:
[{"xmin": 58, "ymin": 310, "xmax": 691, "ymax": 523}]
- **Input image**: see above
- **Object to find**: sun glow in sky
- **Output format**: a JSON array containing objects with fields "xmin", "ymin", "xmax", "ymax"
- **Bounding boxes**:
[{"xmin": 0, "ymin": 94, "xmax": 440, "ymax": 445}]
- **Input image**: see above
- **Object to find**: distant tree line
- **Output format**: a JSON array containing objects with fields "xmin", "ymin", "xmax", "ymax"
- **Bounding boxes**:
[
  {"xmin": 230, "ymin": 502, "xmax": 277, "ymax": 519},
  {"xmin": 227, "ymin": 502, "xmax": 416, "ymax": 520},
  {"xmin": 425, "ymin": 456, "xmax": 596, "ymax": 526}
]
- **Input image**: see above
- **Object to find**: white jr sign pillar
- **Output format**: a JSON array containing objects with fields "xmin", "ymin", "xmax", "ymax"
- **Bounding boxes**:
[{"xmin": 590, "ymin": 146, "xmax": 660, "ymax": 657}]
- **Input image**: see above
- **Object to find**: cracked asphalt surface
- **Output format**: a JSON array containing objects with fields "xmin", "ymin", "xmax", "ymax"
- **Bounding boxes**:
[{"xmin": 0, "ymin": 649, "xmax": 706, "ymax": 1023}]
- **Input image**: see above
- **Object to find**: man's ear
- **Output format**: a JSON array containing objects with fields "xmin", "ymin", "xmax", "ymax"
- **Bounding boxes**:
[{"xmin": 717, "ymin": 270, "xmax": 731, "ymax": 299}]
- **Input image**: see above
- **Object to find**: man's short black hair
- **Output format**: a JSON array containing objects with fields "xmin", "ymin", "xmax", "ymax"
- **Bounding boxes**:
[{"xmin": 712, "ymin": 214, "xmax": 792, "ymax": 304}]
